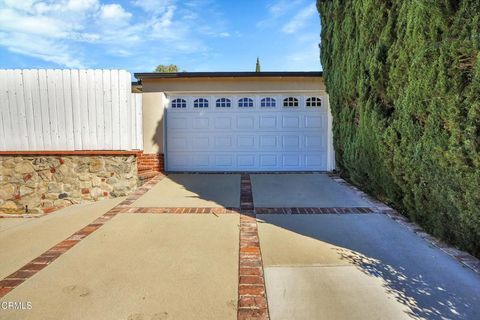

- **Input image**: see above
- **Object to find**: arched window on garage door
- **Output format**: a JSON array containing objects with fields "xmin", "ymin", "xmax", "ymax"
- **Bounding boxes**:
[
  {"xmin": 171, "ymin": 98, "xmax": 187, "ymax": 108},
  {"xmin": 261, "ymin": 97, "xmax": 276, "ymax": 107},
  {"xmin": 194, "ymin": 98, "xmax": 209, "ymax": 108},
  {"xmin": 238, "ymin": 97, "xmax": 254, "ymax": 108},
  {"xmin": 306, "ymin": 97, "xmax": 322, "ymax": 107},
  {"xmin": 216, "ymin": 98, "xmax": 231, "ymax": 108},
  {"xmin": 283, "ymin": 97, "xmax": 299, "ymax": 107}
]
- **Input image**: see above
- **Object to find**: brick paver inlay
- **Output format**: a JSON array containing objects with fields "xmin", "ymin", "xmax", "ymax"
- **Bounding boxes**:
[{"xmin": 237, "ymin": 173, "xmax": 270, "ymax": 320}]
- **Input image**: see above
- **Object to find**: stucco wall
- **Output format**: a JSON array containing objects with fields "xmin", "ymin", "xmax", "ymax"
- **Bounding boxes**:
[{"xmin": 142, "ymin": 92, "xmax": 165, "ymax": 154}]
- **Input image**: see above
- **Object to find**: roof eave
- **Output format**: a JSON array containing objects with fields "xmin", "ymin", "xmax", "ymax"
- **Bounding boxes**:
[{"xmin": 134, "ymin": 71, "xmax": 323, "ymax": 80}]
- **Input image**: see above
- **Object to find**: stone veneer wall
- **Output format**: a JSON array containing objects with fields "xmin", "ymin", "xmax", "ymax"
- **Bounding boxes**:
[{"xmin": 0, "ymin": 155, "xmax": 138, "ymax": 213}]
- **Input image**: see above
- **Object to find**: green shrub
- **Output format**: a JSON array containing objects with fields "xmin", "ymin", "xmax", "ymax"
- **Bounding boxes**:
[{"xmin": 317, "ymin": 0, "xmax": 480, "ymax": 256}]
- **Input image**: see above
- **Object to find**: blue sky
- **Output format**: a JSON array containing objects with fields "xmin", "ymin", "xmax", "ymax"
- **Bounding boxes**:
[{"xmin": 0, "ymin": 0, "xmax": 321, "ymax": 73}]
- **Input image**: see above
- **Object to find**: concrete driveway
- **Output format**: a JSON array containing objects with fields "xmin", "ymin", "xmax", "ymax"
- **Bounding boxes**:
[{"xmin": 1, "ymin": 173, "xmax": 479, "ymax": 320}]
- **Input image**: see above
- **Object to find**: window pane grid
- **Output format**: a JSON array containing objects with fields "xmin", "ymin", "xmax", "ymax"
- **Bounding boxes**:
[
  {"xmin": 194, "ymin": 98, "xmax": 209, "ymax": 108},
  {"xmin": 261, "ymin": 97, "xmax": 276, "ymax": 107},
  {"xmin": 283, "ymin": 97, "xmax": 299, "ymax": 107},
  {"xmin": 171, "ymin": 98, "xmax": 187, "ymax": 108},
  {"xmin": 306, "ymin": 97, "xmax": 322, "ymax": 107},
  {"xmin": 238, "ymin": 97, "xmax": 254, "ymax": 108},
  {"xmin": 216, "ymin": 98, "xmax": 231, "ymax": 108}
]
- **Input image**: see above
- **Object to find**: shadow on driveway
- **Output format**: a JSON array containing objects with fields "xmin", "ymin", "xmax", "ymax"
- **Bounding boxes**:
[
  {"xmin": 258, "ymin": 214, "xmax": 480, "ymax": 320},
  {"xmin": 132, "ymin": 173, "xmax": 241, "ymax": 208}
]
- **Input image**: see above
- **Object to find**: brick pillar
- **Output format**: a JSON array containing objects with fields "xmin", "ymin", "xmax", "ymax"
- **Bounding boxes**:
[{"xmin": 137, "ymin": 153, "xmax": 164, "ymax": 182}]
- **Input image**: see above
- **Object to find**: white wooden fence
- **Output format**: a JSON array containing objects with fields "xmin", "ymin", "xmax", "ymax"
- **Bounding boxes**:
[{"xmin": 0, "ymin": 69, "xmax": 143, "ymax": 151}]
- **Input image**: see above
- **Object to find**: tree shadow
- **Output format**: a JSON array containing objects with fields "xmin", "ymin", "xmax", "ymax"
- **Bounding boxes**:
[
  {"xmin": 334, "ymin": 247, "xmax": 470, "ymax": 320},
  {"xmin": 152, "ymin": 118, "xmax": 164, "ymax": 153}
]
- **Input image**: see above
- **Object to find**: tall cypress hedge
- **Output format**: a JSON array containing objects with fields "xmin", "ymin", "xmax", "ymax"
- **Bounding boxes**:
[{"xmin": 317, "ymin": 0, "xmax": 480, "ymax": 256}]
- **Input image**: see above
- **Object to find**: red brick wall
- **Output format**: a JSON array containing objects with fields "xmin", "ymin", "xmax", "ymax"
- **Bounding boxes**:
[{"xmin": 137, "ymin": 153, "xmax": 164, "ymax": 182}]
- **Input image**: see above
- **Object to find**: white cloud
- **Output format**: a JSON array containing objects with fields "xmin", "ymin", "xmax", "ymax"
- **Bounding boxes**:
[
  {"xmin": 151, "ymin": 5, "xmax": 175, "ymax": 31},
  {"xmin": 267, "ymin": 0, "xmax": 303, "ymax": 17},
  {"xmin": 65, "ymin": 0, "xmax": 99, "ymax": 12},
  {"xmin": 132, "ymin": 0, "xmax": 173, "ymax": 15},
  {"xmin": 99, "ymin": 3, "xmax": 132, "ymax": 26},
  {"xmin": 0, "ymin": 0, "xmax": 126, "ymax": 66},
  {"xmin": 0, "ymin": 31, "xmax": 85, "ymax": 68},
  {"xmin": 282, "ymin": 3, "xmax": 317, "ymax": 34},
  {"xmin": 2, "ymin": 0, "xmax": 38, "ymax": 12},
  {"xmin": 0, "ymin": 8, "xmax": 70, "ymax": 38},
  {"xmin": 0, "ymin": 0, "xmax": 231, "ymax": 68},
  {"xmin": 257, "ymin": 0, "xmax": 305, "ymax": 29}
]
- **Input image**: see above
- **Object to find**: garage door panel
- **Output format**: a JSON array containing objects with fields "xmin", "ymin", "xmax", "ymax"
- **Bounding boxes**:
[
  {"xmin": 283, "ymin": 154, "xmax": 301, "ymax": 167},
  {"xmin": 215, "ymin": 117, "xmax": 232, "ymax": 129},
  {"xmin": 283, "ymin": 136, "xmax": 301, "ymax": 149},
  {"xmin": 305, "ymin": 153, "xmax": 325, "ymax": 168},
  {"xmin": 237, "ymin": 117, "xmax": 255, "ymax": 129},
  {"xmin": 215, "ymin": 155, "xmax": 234, "ymax": 167},
  {"xmin": 305, "ymin": 135, "xmax": 325, "ymax": 150},
  {"xmin": 168, "ymin": 153, "xmax": 191, "ymax": 167},
  {"xmin": 193, "ymin": 118, "xmax": 210, "ymax": 129},
  {"xmin": 260, "ymin": 136, "xmax": 277, "ymax": 148},
  {"xmin": 305, "ymin": 115, "xmax": 324, "ymax": 129},
  {"xmin": 259, "ymin": 116, "xmax": 277, "ymax": 129},
  {"xmin": 169, "ymin": 117, "xmax": 189, "ymax": 129},
  {"xmin": 168, "ymin": 137, "xmax": 189, "ymax": 151},
  {"xmin": 194, "ymin": 136, "xmax": 210, "ymax": 149},
  {"xmin": 238, "ymin": 154, "xmax": 256, "ymax": 167},
  {"xmin": 215, "ymin": 136, "xmax": 233, "ymax": 148},
  {"xmin": 260, "ymin": 154, "xmax": 278, "ymax": 168},
  {"xmin": 282, "ymin": 116, "xmax": 300, "ymax": 128},
  {"xmin": 237, "ymin": 136, "xmax": 255, "ymax": 148},
  {"xmin": 193, "ymin": 154, "xmax": 210, "ymax": 167}
]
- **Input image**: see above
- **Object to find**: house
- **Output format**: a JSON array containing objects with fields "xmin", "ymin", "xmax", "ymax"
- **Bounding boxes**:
[
  {"xmin": 0, "ymin": 69, "xmax": 334, "ymax": 213},
  {"xmin": 135, "ymin": 71, "xmax": 335, "ymax": 173}
]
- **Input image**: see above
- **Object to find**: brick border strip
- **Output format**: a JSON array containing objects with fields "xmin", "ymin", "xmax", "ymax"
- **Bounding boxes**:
[
  {"xmin": 238, "ymin": 214, "xmax": 269, "ymax": 319},
  {"xmin": 116, "ymin": 207, "xmax": 374, "ymax": 215},
  {"xmin": 117, "ymin": 207, "xmax": 240, "ymax": 214},
  {"xmin": 237, "ymin": 174, "xmax": 270, "ymax": 320},
  {"xmin": 240, "ymin": 174, "xmax": 254, "ymax": 211},
  {"xmin": 255, "ymin": 207, "xmax": 374, "ymax": 214},
  {"xmin": 0, "ymin": 173, "xmax": 165, "ymax": 299}
]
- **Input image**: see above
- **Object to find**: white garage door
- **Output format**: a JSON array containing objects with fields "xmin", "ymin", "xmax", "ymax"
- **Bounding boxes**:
[{"xmin": 165, "ymin": 95, "xmax": 328, "ymax": 172}]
